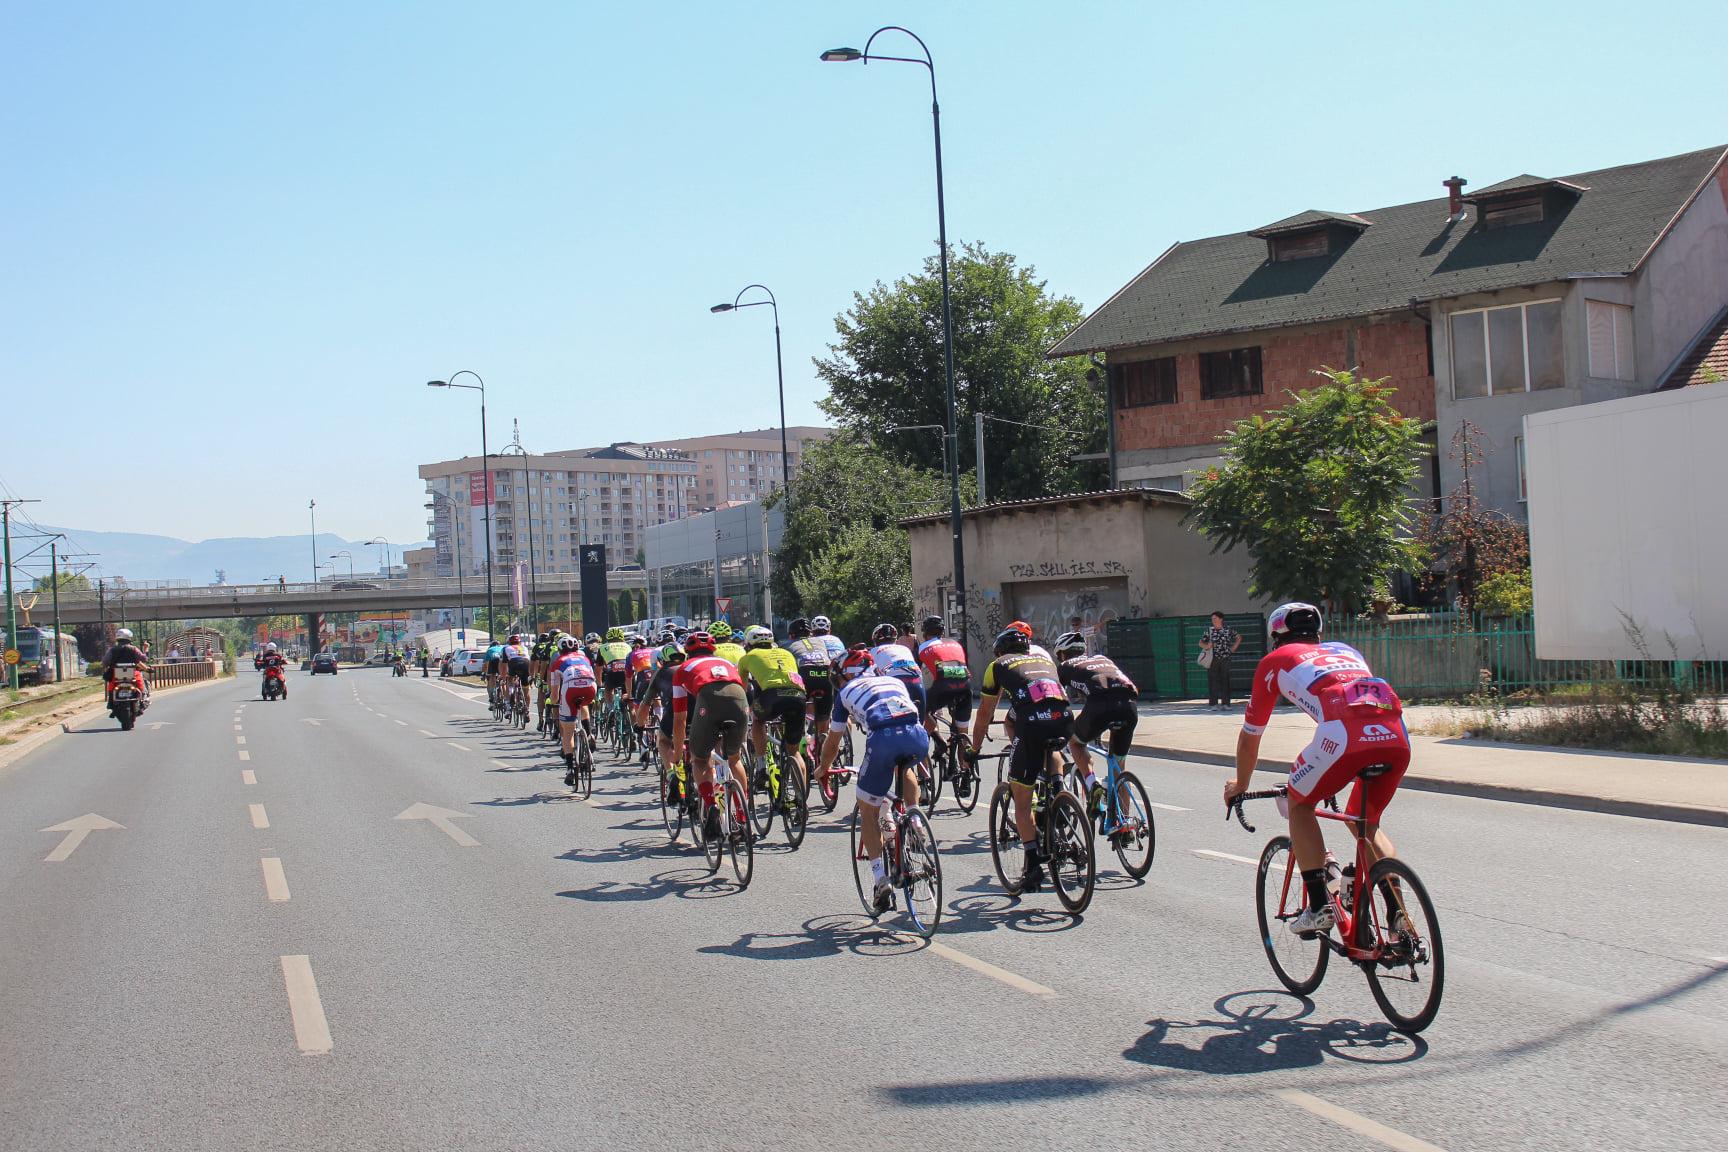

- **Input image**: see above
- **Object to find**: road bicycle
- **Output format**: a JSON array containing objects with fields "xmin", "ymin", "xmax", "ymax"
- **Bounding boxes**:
[
  {"xmin": 927, "ymin": 712, "xmax": 981, "ymax": 815},
  {"xmin": 849, "ymin": 758, "xmax": 942, "ymax": 938},
  {"xmin": 688, "ymin": 725, "xmax": 753, "ymax": 888},
  {"xmin": 510, "ymin": 679, "xmax": 530, "ymax": 730},
  {"xmin": 598, "ymin": 691, "xmax": 631, "ymax": 757},
  {"xmin": 1230, "ymin": 774, "xmax": 1445, "ymax": 1034},
  {"xmin": 563, "ymin": 717, "xmax": 594, "ymax": 801},
  {"xmin": 488, "ymin": 678, "xmax": 507, "ymax": 723},
  {"xmin": 984, "ymin": 739, "xmax": 1096, "ymax": 913},
  {"xmin": 659, "ymin": 756, "xmax": 689, "ymax": 843},
  {"xmin": 814, "ymin": 719, "xmax": 858, "ymax": 813},
  {"xmin": 637, "ymin": 704, "xmax": 661, "ymax": 770},
  {"xmin": 745, "ymin": 718, "xmax": 809, "ymax": 849},
  {"xmin": 1056, "ymin": 727, "xmax": 1156, "ymax": 879}
]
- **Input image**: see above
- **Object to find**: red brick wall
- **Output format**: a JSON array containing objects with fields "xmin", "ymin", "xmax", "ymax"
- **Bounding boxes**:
[{"xmin": 1115, "ymin": 317, "xmax": 1436, "ymax": 453}]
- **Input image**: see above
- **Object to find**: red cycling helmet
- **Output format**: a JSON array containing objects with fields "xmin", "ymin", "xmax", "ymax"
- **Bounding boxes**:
[{"xmin": 684, "ymin": 630, "xmax": 716, "ymax": 656}]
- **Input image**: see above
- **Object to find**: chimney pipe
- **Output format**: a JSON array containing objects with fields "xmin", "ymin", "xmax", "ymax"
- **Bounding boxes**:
[{"xmin": 1444, "ymin": 176, "xmax": 1468, "ymax": 222}]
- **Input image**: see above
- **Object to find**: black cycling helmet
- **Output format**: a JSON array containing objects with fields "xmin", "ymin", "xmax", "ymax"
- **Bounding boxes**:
[
  {"xmin": 788, "ymin": 617, "xmax": 811, "ymax": 639},
  {"xmin": 993, "ymin": 627, "xmax": 1030, "ymax": 656},
  {"xmin": 870, "ymin": 622, "xmax": 897, "ymax": 645},
  {"xmin": 920, "ymin": 615, "xmax": 944, "ymax": 638}
]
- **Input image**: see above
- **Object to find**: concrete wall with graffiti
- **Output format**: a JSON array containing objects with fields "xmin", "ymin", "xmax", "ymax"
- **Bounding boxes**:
[{"xmin": 907, "ymin": 491, "xmax": 1259, "ymax": 675}]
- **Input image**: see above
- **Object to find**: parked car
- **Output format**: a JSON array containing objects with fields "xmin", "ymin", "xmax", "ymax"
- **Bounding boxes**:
[
  {"xmin": 311, "ymin": 652, "xmax": 339, "ymax": 675},
  {"xmin": 331, "ymin": 580, "xmax": 381, "ymax": 591},
  {"xmin": 451, "ymin": 648, "xmax": 488, "ymax": 676},
  {"xmin": 365, "ymin": 652, "xmax": 395, "ymax": 667}
]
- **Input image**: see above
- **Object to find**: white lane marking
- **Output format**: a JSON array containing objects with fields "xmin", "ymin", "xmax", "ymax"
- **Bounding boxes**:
[
  {"xmin": 1708, "ymin": 955, "xmax": 1728, "ymax": 965},
  {"xmin": 924, "ymin": 940, "xmax": 1058, "ymax": 999},
  {"xmin": 262, "ymin": 857, "xmax": 291, "ymax": 902},
  {"xmin": 393, "ymin": 719, "xmax": 407, "ymax": 726},
  {"xmin": 1275, "ymin": 1089, "xmax": 1446, "ymax": 1152},
  {"xmin": 395, "ymin": 802, "xmax": 479, "ymax": 847},
  {"xmin": 242, "ymin": 769, "xmax": 257, "ymax": 785},
  {"xmin": 249, "ymin": 803, "xmax": 269, "ymax": 829},
  {"xmin": 1149, "ymin": 802, "xmax": 1191, "ymax": 812},
  {"xmin": 40, "ymin": 814, "xmax": 125, "ymax": 862},
  {"xmin": 233, "ymin": 724, "xmax": 243, "ymax": 731},
  {"xmin": 492, "ymin": 759, "xmax": 510, "ymax": 769},
  {"xmin": 1193, "ymin": 849, "xmax": 1258, "ymax": 866},
  {"xmin": 449, "ymin": 743, "xmax": 471, "ymax": 752},
  {"xmin": 238, "ymin": 750, "xmax": 251, "ymax": 761},
  {"xmin": 235, "ymin": 735, "xmax": 247, "ymax": 746},
  {"xmin": 421, "ymin": 730, "xmax": 437, "ymax": 738},
  {"xmin": 279, "ymin": 955, "xmax": 333, "ymax": 1055}
]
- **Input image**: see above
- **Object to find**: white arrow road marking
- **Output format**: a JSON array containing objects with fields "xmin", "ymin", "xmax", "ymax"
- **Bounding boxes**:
[
  {"xmin": 249, "ymin": 804, "xmax": 269, "ymax": 829},
  {"xmin": 279, "ymin": 955, "xmax": 332, "ymax": 1055},
  {"xmin": 299, "ymin": 718, "xmax": 323, "ymax": 726},
  {"xmin": 395, "ymin": 803, "xmax": 479, "ymax": 847},
  {"xmin": 147, "ymin": 722, "xmax": 173, "ymax": 730},
  {"xmin": 261, "ymin": 857, "xmax": 291, "ymax": 901},
  {"xmin": 40, "ymin": 814, "xmax": 125, "ymax": 862},
  {"xmin": 1275, "ymin": 1089, "xmax": 1446, "ymax": 1151},
  {"xmin": 1192, "ymin": 848, "xmax": 1258, "ymax": 866}
]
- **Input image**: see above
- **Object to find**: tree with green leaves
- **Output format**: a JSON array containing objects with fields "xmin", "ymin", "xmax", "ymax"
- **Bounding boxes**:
[
  {"xmin": 34, "ymin": 571, "xmax": 92, "ymax": 593},
  {"xmin": 816, "ymin": 242, "xmax": 1105, "ymax": 501},
  {"xmin": 1186, "ymin": 369, "xmax": 1428, "ymax": 612}
]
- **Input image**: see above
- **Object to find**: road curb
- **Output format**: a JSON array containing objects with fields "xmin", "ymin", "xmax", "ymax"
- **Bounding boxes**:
[
  {"xmin": 1132, "ymin": 743, "xmax": 1728, "ymax": 829},
  {"xmin": 0, "ymin": 675, "xmax": 235, "ymax": 775}
]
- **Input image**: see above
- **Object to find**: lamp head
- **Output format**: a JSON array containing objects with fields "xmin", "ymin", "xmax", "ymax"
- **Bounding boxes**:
[
  {"xmin": 710, "ymin": 303, "xmax": 734, "ymax": 313},
  {"xmin": 821, "ymin": 47, "xmax": 862, "ymax": 62},
  {"xmin": 427, "ymin": 380, "xmax": 448, "ymax": 388}
]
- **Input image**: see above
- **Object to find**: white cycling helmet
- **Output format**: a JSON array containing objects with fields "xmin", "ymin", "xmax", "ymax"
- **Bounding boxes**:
[
  {"xmin": 811, "ymin": 615, "xmax": 832, "ymax": 634},
  {"xmin": 1268, "ymin": 602, "xmax": 1323, "ymax": 645},
  {"xmin": 1053, "ymin": 631, "xmax": 1086, "ymax": 658},
  {"xmin": 743, "ymin": 625, "xmax": 774, "ymax": 649}
]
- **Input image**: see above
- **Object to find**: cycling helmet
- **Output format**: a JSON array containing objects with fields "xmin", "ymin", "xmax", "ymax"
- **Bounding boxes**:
[
  {"xmin": 994, "ymin": 627, "xmax": 1030, "ymax": 656},
  {"xmin": 1008, "ymin": 620, "xmax": 1034, "ymax": 639},
  {"xmin": 709, "ymin": 621, "xmax": 733, "ymax": 641},
  {"xmin": 1054, "ymin": 631, "xmax": 1087, "ymax": 658},
  {"xmin": 117, "ymin": 628, "xmax": 134, "ymax": 641},
  {"xmin": 870, "ymin": 622, "xmax": 897, "ymax": 645},
  {"xmin": 659, "ymin": 643, "xmax": 686, "ymax": 663},
  {"xmin": 605, "ymin": 627, "xmax": 624, "ymax": 642},
  {"xmin": 264, "ymin": 642, "xmax": 278, "ymax": 654},
  {"xmin": 921, "ymin": 615, "xmax": 945, "ymax": 638},
  {"xmin": 657, "ymin": 628, "xmax": 678, "ymax": 645},
  {"xmin": 1268, "ymin": 602, "xmax": 1323, "ymax": 645},
  {"xmin": 743, "ymin": 625, "xmax": 774, "ymax": 649},
  {"xmin": 684, "ymin": 631, "xmax": 716, "ymax": 656},
  {"xmin": 788, "ymin": 617, "xmax": 811, "ymax": 639},
  {"xmin": 557, "ymin": 635, "xmax": 579, "ymax": 651},
  {"xmin": 508, "ymin": 634, "xmax": 522, "ymax": 644},
  {"xmin": 630, "ymin": 635, "xmax": 646, "ymax": 648},
  {"xmin": 810, "ymin": 615, "xmax": 832, "ymax": 635},
  {"xmin": 584, "ymin": 632, "xmax": 600, "ymax": 644},
  {"xmin": 839, "ymin": 647, "xmax": 873, "ymax": 680}
]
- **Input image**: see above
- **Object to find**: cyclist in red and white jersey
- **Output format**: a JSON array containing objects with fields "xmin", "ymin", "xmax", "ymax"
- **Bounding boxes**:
[{"xmin": 1223, "ymin": 602, "xmax": 1410, "ymax": 936}]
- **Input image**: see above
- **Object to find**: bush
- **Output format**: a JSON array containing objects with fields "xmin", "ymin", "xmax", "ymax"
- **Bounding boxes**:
[{"xmin": 1475, "ymin": 569, "xmax": 1533, "ymax": 617}]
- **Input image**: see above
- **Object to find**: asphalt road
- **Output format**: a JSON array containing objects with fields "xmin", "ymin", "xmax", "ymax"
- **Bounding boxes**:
[{"xmin": 3, "ymin": 667, "xmax": 1724, "ymax": 1151}]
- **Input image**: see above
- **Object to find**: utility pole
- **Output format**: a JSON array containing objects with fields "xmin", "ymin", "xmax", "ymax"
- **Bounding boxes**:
[
  {"xmin": 2, "ymin": 501, "xmax": 15, "ymax": 690},
  {"xmin": 50, "ymin": 540, "xmax": 62, "ymax": 682},
  {"xmin": 975, "ymin": 411, "xmax": 986, "ymax": 506}
]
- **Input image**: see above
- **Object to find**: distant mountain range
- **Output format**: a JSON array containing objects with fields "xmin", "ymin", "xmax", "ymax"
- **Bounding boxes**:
[{"xmin": 35, "ymin": 526, "xmax": 429, "ymax": 585}]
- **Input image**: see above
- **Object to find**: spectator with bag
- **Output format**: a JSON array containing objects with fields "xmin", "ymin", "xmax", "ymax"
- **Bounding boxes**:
[{"xmin": 1199, "ymin": 611, "xmax": 1241, "ymax": 710}]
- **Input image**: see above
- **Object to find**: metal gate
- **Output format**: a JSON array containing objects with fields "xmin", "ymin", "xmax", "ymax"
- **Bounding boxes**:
[{"xmin": 1106, "ymin": 613, "xmax": 1266, "ymax": 701}]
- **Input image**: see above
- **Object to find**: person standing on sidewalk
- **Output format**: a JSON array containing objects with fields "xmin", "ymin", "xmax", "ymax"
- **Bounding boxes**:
[{"xmin": 1200, "ymin": 612, "xmax": 1241, "ymax": 709}]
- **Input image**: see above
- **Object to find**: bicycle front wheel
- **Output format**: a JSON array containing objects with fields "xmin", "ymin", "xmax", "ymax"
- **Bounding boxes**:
[
  {"xmin": 726, "ymin": 780, "xmax": 754, "ymax": 889},
  {"xmin": 898, "ymin": 808, "xmax": 942, "ymax": 938},
  {"xmin": 781, "ymin": 754, "xmax": 808, "ymax": 850},
  {"xmin": 747, "ymin": 747, "xmax": 775, "ymax": 840},
  {"xmin": 701, "ymin": 795, "xmax": 723, "ymax": 875},
  {"xmin": 987, "ymin": 783, "xmax": 1024, "ymax": 895},
  {"xmin": 1046, "ymin": 792, "xmax": 1095, "ymax": 914},
  {"xmin": 849, "ymin": 807, "xmax": 875, "ymax": 918},
  {"xmin": 1256, "ymin": 835, "xmax": 1328, "ymax": 996},
  {"xmin": 658, "ymin": 764, "xmax": 684, "ymax": 843},
  {"xmin": 1362, "ymin": 857, "xmax": 1444, "ymax": 1034},
  {"xmin": 1109, "ymin": 771, "xmax": 1157, "ymax": 879}
]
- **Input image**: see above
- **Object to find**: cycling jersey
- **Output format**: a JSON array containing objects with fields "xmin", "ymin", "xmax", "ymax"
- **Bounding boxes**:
[
  {"xmin": 648, "ymin": 662, "xmax": 681, "ymax": 734},
  {"xmin": 484, "ymin": 644, "xmax": 503, "ymax": 667},
  {"xmin": 502, "ymin": 643, "xmax": 530, "ymax": 663},
  {"xmin": 670, "ymin": 654, "xmax": 745, "ymax": 715},
  {"xmin": 551, "ymin": 651, "xmax": 593, "ymax": 685},
  {"xmin": 869, "ymin": 643, "xmax": 919, "ymax": 680},
  {"xmin": 713, "ymin": 641, "xmax": 746, "ymax": 666},
  {"xmin": 626, "ymin": 646, "xmax": 657, "ymax": 677},
  {"xmin": 787, "ymin": 636, "xmax": 837, "ymax": 672},
  {"xmin": 916, "ymin": 637, "xmax": 970, "ymax": 686},
  {"xmin": 737, "ymin": 646, "xmax": 805, "ymax": 695},
  {"xmin": 531, "ymin": 641, "xmax": 552, "ymax": 665},
  {"xmin": 1057, "ymin": 653, "xmax": 1137, "ymax": 705},
  {"xmin": 981, "ymin": 652, "xmax": 1069, "ymax": 724},
  {"xmin": 597, "ymin": 641, "xmax": 631, "ymax": 673},
  {"xmin": 832, "ymin": 673, "xmax": 921, "ymax": 731}
]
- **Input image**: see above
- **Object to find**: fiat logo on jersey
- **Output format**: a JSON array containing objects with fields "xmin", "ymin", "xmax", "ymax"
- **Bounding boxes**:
[{"xmin": 1361, "ymin": 723, "xmax": 1398, "ymax": 742}]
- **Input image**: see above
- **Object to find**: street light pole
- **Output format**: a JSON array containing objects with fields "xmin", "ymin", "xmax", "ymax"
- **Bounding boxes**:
[
  {"xmin": 501, "ymin": 425, "xmax": 539, "ymax": 634},
  {"xmin": 428, "ymin": 371, "xmax": 494, "ymax": 639},
  {"xmin": 308, "ymin": 499, "xmax": 317, "ymax": 584},
  {"xmin": 823, "ymin": 27, "xmax": 968, "ymax": 648},
  {"xmin": 711, "ymin": 285, "xmax": 792, "ymax": 495}
]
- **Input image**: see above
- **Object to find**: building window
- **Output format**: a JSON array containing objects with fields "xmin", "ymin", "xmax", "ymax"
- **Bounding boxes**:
[
  {"xmin": 1515, "ymin": 435, "xmax": 1528, "ymax": 502},
  {"xmin": 1271, "ymin": 231, "xmax": 1329, "ymax": 261},
  {"xmin": 1586, "ymin": 300, "xmax": 1635, "ymax": 381},
  {"xmin": 1110, "ymin": 357, "xmax": 1177, "ymax": 407},
  {"xmin": 1449, "ymin": 300, "xmax": 1562, "ymax": 398},
  {"xmin": 1482, "ymin": 197, "xmax": 1544, "ymax": 229},
  {"xmin": 1199, "ymin": 347, "xmax": 1263, "ymax": 399}
]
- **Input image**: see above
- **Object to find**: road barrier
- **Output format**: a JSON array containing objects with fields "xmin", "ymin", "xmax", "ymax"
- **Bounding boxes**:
[{"xmin": 148, "ymin": 659, "xmax": 221, "ymax": 687}]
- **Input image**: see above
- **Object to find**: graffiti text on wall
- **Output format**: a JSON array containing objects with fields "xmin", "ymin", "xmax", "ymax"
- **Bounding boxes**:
[{"xmin": 1007, "ymin": 559, "xmax": 1129, "ymax": 579}]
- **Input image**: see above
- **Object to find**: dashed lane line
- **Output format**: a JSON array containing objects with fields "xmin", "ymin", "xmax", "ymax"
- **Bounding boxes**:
[
  {"xmin": 238, "ymin": 750, "xmax": 251, "ymax": 762},
  {"xmin": 242, "ymin": 770, "xmax": 257, "ymax": 785},
  {"xmin": 394, "ymin": 719, "xmax": 408, "ymax": 726},
  {"xmin": 233, "ymin": 724, "xmax": 243, "ymax": 732},
  {"xmin": 235, "ymin": 735, "xmax": 247, "ymax": 746},
  {"xmin": 1192, "ymin": 848, "xmax": 1258, "ymax": 866},
  {"xmin": 249, "ymin": 803, "xmax": 269, "ymax": 830},
  {"xmin": 449, "ymin": 743, "xmax": 471, "ymax": 752},
  {"xmin": 261, "ymin": 857, "xmax": 291, "ymax": 902},
  {"xmin": 922, "ymin": 940, "xmax": 1059, "ymax": 1000},
  {"xmin": 421, "ymin": 730, "xmax": 438, "ymax": 738},
  {"xmin": 1149, "ymin": 802, "xmax": 1191, "ymax": 812},
  {"xmin": 1275, "ymin": 1089, "xmax": 1446, "ymax": 1152},
  {"xmin": 279, "ymin": 955, "xmax": 333, "ymax": 1055}
]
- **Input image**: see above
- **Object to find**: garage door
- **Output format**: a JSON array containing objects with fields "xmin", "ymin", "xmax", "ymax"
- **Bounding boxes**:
[{"xmin": 1004, "ymin": 578, "xmax": 1130, "ymax": 656}]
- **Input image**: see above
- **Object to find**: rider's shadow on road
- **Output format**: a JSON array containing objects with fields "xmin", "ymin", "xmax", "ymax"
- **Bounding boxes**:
[
  {"xmin": 557, "ymin": 866, "xmax": 716, "ymax": 904},
  {"xmin": 1124, "ymin": 991, "xmax": 1426, "ymax": 1076},
  {"xmin": 942, "ymin": 892, "xmax": 1083, "ymax": 937},
  {"xmin": 699, "ymin": 914, "xmax": 927, "ymax": 962}
]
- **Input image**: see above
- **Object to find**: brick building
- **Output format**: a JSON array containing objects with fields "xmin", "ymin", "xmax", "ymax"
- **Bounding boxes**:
[{"xmin": 1053, "ymin": 145, "xmax": 1728, "ymax": 517}]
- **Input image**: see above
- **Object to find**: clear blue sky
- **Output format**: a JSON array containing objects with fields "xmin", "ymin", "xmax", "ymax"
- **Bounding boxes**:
[{"xmin": 5, "ymin": 0, "xmax": 1723, "ymax": 546}]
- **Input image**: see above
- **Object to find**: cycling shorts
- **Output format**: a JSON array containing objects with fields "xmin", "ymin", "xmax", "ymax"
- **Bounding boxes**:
[
  {"xmin": 560, "ymin": 683, "xmax": 597, "ymax": 723},
  {"xmin": 1289, "ymin": 719, "xmax": 1410, "ymax": 824},
  {"xmin": 508, "ymin": 658, "xmax": 531, "ymax": 684},
  {"xmin": 631, "ymin": 669, "xmax": 654, "ymax": 703},
  {"xmin": 751, "ymin": 687, "xmax": 808, "ymax": 749},
  {"xmin": 924, "ymin": 678, "xmax": 973, "ymax": 725},
  {"xmin": 855, "ymin": 721, "xmax": 929, "ymax": 807},
  {"xmin": 1071, "ymin": 689, "xmax": 1138, "ymax": 757},
  {"xmin": 688, "ymin": 682, "xmax": 749, "ymax": 761},
  {"xmin": 656, "ymin": 695, "xmax": 675, "ymax": 737},
  {"xmin": 1008, "ymin": 715, "xmax": 1073, "ymax": 785},
  {"xmin": 484, "ymin": 658, "xmax": 501, "ymax": 676},
  {"xmin": 602, "ymin": 668, "xmax": 627, "ymax": 693},
  {"xmin": 803, "ymin": 674, "xmax": 834, "ymax": 721}
]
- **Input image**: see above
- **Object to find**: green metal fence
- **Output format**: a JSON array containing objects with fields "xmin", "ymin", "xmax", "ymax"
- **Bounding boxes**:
[{"xmin": 1107, "ymin": 613, "xmax": 1266, "ymax": 702}]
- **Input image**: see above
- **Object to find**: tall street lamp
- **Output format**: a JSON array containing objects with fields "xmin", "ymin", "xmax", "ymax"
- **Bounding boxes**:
[
  {"xmin": 329, "ymin": 550, "xmax": 355, "ymax": 579},
  {"xmin": 823, "ymin": 27, "xmax": 969, "ymax": 647},
  {"xmin": 711, "ymin": 285, "xmax": 792, "ymax": 495},
  {"xmin": 425, "ymin": 492, "xmax": 467, "ymax": 636},
  {"xmin": 364, "ymin": 536, "xmax": 391, "ymax": 576},
  {"xmin": 427, "ymin": 371, "xmax": 494, "ymax": 637},
  {"xmin": 308, "ymin": 499, "xmax": 318, "ymax": 585}
]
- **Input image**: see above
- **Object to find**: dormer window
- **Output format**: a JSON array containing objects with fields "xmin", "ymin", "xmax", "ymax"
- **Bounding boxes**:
[
  {"xmin": 1481, "ymin": 196, "xmax": 1545, "ymax": 229},
  {"xmin": 1463, "ymin": 175, "xmax": 1586, "ymax": 231},
  {"xmin": 1248, "ymin": 209, "xmax": 1371, "ymax": 264},
  {"xmin": 1271, "ymin": 231, "xmax": 1330, "ymax": 261}
]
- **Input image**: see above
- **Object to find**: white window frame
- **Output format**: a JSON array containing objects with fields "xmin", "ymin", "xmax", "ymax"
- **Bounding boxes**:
[
  {"xmin": 1449, "ymin": 297, "xmax": 1563, "ymax": 398},
  {"xmin": 1586, "ymin": 299, "xmax": 1636, "ymax": 381}
]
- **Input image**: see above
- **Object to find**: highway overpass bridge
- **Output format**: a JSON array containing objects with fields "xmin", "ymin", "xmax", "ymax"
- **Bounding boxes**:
[{"xmin": 33, "ymin": 573, "xmax": 647, "ymax": 626}]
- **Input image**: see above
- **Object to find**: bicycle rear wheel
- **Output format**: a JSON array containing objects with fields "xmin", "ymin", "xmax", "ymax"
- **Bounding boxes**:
[
  {"xmin": 849, "ymin": 807, "xmax": 874, "ymax": 918},
  {"xmin": 780, "ymin": 752, "xmax": 808, "ymax": 850},
  {"xmin": 574, "ymin": 731, "xmax": 594, "ymax": 801},
  {"xmin": 700, "ymin": 790, "xmax": 722, "ymax": 875},
  {"xmin": 914, "ymin": 757, "xmax": 938, "ymax": 815},
  {"xmin": 747, "ymin": 746, "xmax": 775, "ymax": 840},
  {"xmin": 1109, "ymin": 771, "xmax": 1157, "ymax": 879},
  {"xmin": 924, "ymin": 749, "xmax": 944, "ymax": 812},
  {"xmin": 952, "ymin": 739, "xmax": 980, "ymax": 815},
  {"xmin": 1046, "ymin": 792, "xmax": 1095, "ymax": 914},
  {"xmin": 1256, "ymin": 835, "xmax": 1328, "ymax": 996},
  {"xmin": 726, "ymin": 780, "xmax": 754, "ymax": 889},
  {"xmin": 987, "ymin": 783, "xmax": 1024, "ymax": 895},
  {"xmin": 898, "ymin": 808, "xmax": 942, "ymax": 938},
  {"xmin": 658, "ymin": 764, "xmax": 684, "ymax": 842},
  {"xmin": 1362, "ymin": 858, "xmax": 1444, "ymax": 1033}
]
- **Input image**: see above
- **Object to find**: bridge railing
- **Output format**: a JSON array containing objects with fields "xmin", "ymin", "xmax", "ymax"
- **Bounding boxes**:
[{"xmin": 51, "ymin": 571, "xmax": 640, "ymax": 610}]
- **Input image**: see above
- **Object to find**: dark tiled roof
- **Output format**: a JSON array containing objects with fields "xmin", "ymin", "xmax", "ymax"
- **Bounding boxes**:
[
  {"xmin": 1249, "ymin": 209, "xmax": 1372, "ymax": 238},
  {"xmin": 1659, "ymin": 302, "xmax": 1728, "ymax": 389},
  {"xmin": 1465, "ymin": 174, "xmax": 1589, "ymax": 200},
  {"xmin": 1051, "ymin": 146, "xmax": 1727, "ymax": 358},
  {"xmin": 898, "ymin": 487, "xmax": 1189, "ymax": 528}
]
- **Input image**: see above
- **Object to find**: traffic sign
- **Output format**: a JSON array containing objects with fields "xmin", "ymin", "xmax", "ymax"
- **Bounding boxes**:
[{"xmin": 3, "ymin": 649, "xmax": 18, "ymax": 666}]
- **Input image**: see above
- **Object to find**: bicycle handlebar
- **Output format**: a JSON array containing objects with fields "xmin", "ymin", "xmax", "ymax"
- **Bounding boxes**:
[{"xmin": 1227, "ymin": 786, "xmax": 1341, "ymax": 833}]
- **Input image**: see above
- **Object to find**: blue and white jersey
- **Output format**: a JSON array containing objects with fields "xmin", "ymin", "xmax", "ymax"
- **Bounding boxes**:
[
  {"xmin": 869, "ymin": 642, "xmax": 919, "ymax": 680},
  {"xmin": 832, "ymin": 673, "xmax": 921, "ymax": 730}
]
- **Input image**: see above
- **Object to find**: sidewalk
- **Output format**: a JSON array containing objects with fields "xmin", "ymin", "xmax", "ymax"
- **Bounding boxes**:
[{"xmin": 1132, "ymin": 702, "xmax": 1728, "ymax": 827}]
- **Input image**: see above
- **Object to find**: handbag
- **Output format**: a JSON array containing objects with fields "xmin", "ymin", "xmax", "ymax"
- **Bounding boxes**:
[{"xmin": 1197, "ymin": 647, "xmax": 1214, "ymax": 670}]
